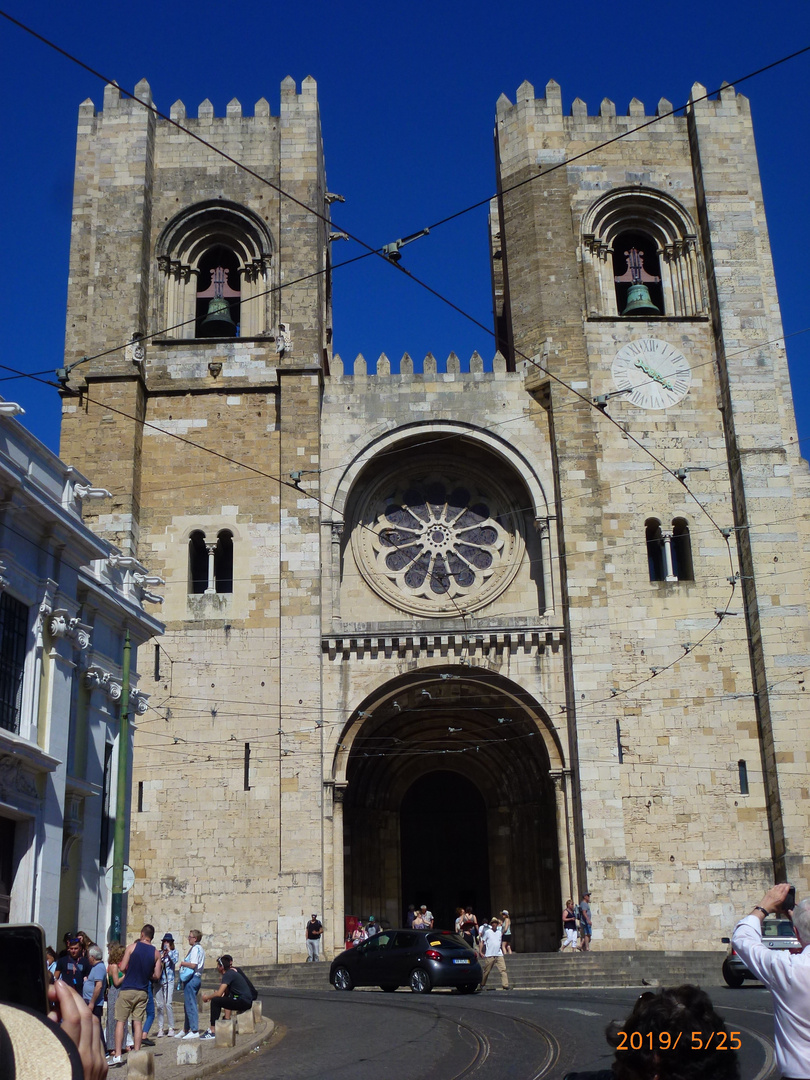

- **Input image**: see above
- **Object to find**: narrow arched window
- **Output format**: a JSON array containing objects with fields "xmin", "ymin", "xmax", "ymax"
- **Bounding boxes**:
[
  {"xmin": 646, "ymin": 518, "xmax": 665, "ymax": 581},
  {"xmin": 188, "ymin": 531, "xmax": 208, "ymax": 594},
  {"xmin": 613, "ymin": 230, "xmax": 664, "ymax": 316},
  {"xmin": 214, "ymin": 530, "xmax": 233, "ymax": 593},
  {"xmin": 196, "ymin": 246, "xmax": 241, "ymax": 338},
  {"xmin": 670, "ymin": 518, "xmax": 694, "ymax": 581}
]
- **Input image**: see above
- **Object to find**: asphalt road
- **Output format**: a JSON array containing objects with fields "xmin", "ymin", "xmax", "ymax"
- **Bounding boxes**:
[{"xmin": 218, "ymin": 983, "xmax": 780, "ymax": 1080}]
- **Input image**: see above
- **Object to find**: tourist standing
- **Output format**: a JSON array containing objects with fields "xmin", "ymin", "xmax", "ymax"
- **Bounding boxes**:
[
  {"xmin": 154, "ymin": 933, "xmax": 178, "ymax": 1037},
  {"xmin": 305, "ymin": 914, "xmax": 323, "ymax": 961},
  {"xmin": 109, "ymin": 924, "xmax": 161, "ymax": 1067},
  {"xmin": 175, "ymin": 929, "xmax": 205, "ymax": 1039}
]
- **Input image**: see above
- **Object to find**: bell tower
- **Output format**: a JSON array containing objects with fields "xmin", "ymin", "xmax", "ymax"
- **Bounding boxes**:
[
  {"xmin": 491, "ymin": 79, "xmax": 810, "ymax": 932},
  {"xmin": 59, "ymin": 77, "xmax": 332, "ymax": 960}
]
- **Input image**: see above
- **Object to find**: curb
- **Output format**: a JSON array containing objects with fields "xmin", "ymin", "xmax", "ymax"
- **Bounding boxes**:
[{"xmin": 132, "ymin": 1018, "xmax": 278, "ymax": 1080}]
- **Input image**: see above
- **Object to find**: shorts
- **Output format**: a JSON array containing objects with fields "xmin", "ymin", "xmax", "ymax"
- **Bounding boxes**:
[
  {"xmin": 115, "ymin": 988, "xmax": 148, "ymax": 1024},
  {"xmin": 580, "ymin": 922, "xmax": 592, "ymax": 937}
]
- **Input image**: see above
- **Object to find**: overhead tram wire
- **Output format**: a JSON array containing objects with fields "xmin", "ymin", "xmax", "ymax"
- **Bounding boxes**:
[
  {"xmin": 421, "ymin": 44, "xmax": 810, "ymax": 234},
  {"xmin": 1, "ymin": 5, "xmax": 806, "ymax": 416},
  {"xmin": 0, "ymin": 8, "xmax": 794, "ymax": 562},
  {"xmin": 0, "ymin": 20, "xmax": 793, "ymax": 710}
]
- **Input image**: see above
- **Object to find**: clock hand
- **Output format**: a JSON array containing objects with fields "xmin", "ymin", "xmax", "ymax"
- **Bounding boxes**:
[{"xmin": 634, "ymin": 357, "xmax": 674, "ymax": 392}]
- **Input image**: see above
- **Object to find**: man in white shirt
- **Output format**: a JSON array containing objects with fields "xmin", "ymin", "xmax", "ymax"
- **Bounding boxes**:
[
  {"xmin": 732, "ymin": 882, "xmax": 810, "ymax": 1079},
  {"xmin": 478, "ymin": 918, "xmax": 510, "ymax": 991}
]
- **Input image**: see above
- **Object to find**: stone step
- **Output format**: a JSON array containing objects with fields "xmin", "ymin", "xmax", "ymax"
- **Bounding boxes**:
[{"xmin": 204, "ymin": 951, "xmax": 726, "ymax": 992}]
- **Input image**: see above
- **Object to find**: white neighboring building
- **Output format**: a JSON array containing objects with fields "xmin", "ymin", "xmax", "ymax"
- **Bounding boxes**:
[{"xmin": 0, "ymin": 401, "xmax": 162, "ymax": 948}]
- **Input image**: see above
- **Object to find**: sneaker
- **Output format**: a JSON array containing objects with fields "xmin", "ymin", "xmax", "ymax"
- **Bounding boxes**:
[
  {"xmin": 200, "ymin": 1031, "xmax": 216, "ymax": 1040},
  {"xmin": 167, "ymin": 1029, "xmax": 175, "ymax": 1037},
  {"xmin": 182, "ymin": 1031, "xmax": 200, "ymax": 1040},
  {"xmin": 174, "ymin": 1031, "xmax": 186, "ymax": 1038},
  {"xmin": 142, "ymin": 1038, "xmax": 155, "ymax": 1046},
  {"xmin": 156, "ymin": 1031, "xmax": 165, "ymax": 1038},
  {"xmin": 108, "ymin": 1057, "xmax": 123, "ymax": 1069}
]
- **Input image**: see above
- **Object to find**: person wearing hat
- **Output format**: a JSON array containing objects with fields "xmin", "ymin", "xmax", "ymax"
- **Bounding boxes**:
[
  {"xmin": 579, "ymin": 892, "xmax": 592, "ymax": 951},
  {"xmin": 366, "ymin": 916, "xmax": 379, "ymax": 938},
  {"xmin": 305, "ymin": 914, "xmax": 323, "ymax": 961},
  {"xmin": 154, "ymin": 933, "xmax": 178, "ymax": 1037},
  {"xmin": 479, "ymin": 918, "xmax": 510, "ymax": 990}
]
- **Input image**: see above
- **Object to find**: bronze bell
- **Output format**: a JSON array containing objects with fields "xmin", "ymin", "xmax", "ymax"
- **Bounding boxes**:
[
  {"xmin": 200, "ymin": 296, "xmax": 236, "ymax": 337},
  {"xmin": 622, "ymin": 283, "xmax": 660, "ymax": 317}
]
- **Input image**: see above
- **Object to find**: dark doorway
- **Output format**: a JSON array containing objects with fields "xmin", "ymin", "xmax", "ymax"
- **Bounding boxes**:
[{"xmin": 400, "ymin": 771, "xmax": 490, "ymax": 931}]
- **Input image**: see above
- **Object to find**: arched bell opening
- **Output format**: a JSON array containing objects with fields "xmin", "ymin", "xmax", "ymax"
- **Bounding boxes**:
[{"xmin": 339, "ymin": 668, "xmax": 565, "ymax": 952}]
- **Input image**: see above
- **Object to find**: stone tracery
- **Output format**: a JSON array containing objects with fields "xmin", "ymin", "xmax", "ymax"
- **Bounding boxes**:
[{"xmin": 353, "ymin": 464, "xmax": 524, "ymax": 616}]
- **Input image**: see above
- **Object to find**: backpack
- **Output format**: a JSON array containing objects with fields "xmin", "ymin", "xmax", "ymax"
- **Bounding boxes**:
[{"xmin": 238, "ymin": 970, "xmax": 259, "ymax": 1001}]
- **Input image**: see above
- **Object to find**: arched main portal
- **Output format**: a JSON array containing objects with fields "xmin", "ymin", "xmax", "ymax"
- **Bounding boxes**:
[{"xmin": 340, "ymin": 669, "xmax": 565, "ymax": 952}]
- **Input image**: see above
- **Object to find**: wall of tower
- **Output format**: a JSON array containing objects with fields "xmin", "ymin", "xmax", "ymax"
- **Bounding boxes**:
[
  {"xmin": 59, "ymin": 79, "xmax": 329, "ymax": 962},
  {"xmin": 55, "ymin": 73, "xmax": 810, "ymax": 961},
  {"xmin": 493, "ymin": 79, "xmax": 810, "ymax": 943}
]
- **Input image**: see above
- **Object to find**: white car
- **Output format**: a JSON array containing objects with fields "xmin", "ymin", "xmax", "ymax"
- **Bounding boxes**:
[{"xmin": 721, "ymin": 916, "xmax": 801, "ymax": 987}]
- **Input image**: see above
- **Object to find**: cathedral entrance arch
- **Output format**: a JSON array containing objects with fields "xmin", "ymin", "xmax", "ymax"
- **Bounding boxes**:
[{"xmin": 339, "ymin": 670, "xmax": 565, "ymax": 952}]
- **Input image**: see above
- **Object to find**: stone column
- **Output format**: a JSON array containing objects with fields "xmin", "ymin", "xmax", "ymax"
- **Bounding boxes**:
[
  {"xmin": 330, "ymin": 522, "xmax": 343, "ymax": 623},
  {"xmin": 534, "ymin": 517, "xmax": 554, "ymax": 616},
  {"xmin": 204, "ymin": 545, "xmax": 217, "ymax": 593},
  {"xmin": 331, "ymin": 783, "xmax": 347, "ymax": 956},
  {"xmin": 661, "ymin": 531, "xmax": 677, "ymax": 582},
  {"xmin": 550, "ymin": 769, "xmax": 575, "ymax": 904}
]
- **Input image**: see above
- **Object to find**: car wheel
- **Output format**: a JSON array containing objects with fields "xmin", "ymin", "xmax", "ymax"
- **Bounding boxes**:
[
  {"xmin": 458, "ymin": 983, "xmax": 478, "ymax": 994},
  {"xmin": 722, "ymin": 960, "xmax": 745, "ymax": 989},
  {"xmin": 380, "ymin": 984, "xmax": 397, "ymax": 993},
  {"xmin": 333, "ymin": 966, "xmax": 354, "ymax": 991},
  {"xmin": 409, "ymin": 968, "xmax": 432, "ymax": 994}
]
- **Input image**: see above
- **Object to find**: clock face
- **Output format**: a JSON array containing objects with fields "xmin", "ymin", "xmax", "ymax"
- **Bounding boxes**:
[{"xmin": 611, "ymin": 338, "xmax": 691, "ymax": 410}]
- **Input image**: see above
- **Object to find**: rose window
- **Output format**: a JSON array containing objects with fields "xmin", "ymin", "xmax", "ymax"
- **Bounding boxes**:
[{"xmin": 352, "ymin": 465, "xmax": 524, "ymax": 617}]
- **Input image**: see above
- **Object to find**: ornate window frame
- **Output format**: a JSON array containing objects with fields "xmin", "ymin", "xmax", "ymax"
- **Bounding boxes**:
[
  {"xmin": 351, "ymin": 457, "xmax": 526, "ymax": 618},
  {"xmin": 582, "ymin": 188, "xmax": 706, "ymax": 318},
  {"xmin": 155, "ymin": 201, "xmax": 275, "ymax": 339}
]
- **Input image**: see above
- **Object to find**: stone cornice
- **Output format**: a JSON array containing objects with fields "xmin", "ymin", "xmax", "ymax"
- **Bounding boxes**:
[{"xmin": 323, "ymin": 627, "xmax": 563, "ymax": 661}]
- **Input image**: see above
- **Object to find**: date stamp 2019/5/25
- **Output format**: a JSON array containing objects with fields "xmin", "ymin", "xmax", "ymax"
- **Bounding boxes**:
[{"xmin": 616, "ymin": 1031, "xmax": 742, "ymax": 1051}]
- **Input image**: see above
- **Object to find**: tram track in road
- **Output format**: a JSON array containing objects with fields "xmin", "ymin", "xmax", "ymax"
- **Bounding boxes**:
[{"xmin": 248, "ymin": 986, "xmax": 561, "ymax": 1080}]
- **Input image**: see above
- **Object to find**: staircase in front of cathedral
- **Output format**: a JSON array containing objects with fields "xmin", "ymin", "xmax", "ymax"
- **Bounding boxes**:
[{"xmin": 202, "ymin": 951, "xmax": 726, "ymax": 992}]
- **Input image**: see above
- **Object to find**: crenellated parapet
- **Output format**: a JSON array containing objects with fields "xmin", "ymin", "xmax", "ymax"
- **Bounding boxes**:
[
  {"xmin": 330, "ymin": 350, "xmax": 519, "ymax": 378},
  {"xmin": 495, "ymin": 77, "xmax": 749, "ymax": 133}
]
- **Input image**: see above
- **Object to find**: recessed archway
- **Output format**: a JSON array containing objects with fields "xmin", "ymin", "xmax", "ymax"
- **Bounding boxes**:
[{"xmin": 339, "ymin": 667, "xmax": 565, "ymax": 951}]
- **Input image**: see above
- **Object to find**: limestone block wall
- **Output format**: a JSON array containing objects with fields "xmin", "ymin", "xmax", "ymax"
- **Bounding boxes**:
[{"xmin": 493, "ymin": 78, "xmax": 810, "ymax": 945}]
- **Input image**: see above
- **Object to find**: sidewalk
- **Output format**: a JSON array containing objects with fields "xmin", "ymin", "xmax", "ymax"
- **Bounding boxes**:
[{"xmin": 110, "ymin": 1017, "xmax": 277, "ymax": 1079}]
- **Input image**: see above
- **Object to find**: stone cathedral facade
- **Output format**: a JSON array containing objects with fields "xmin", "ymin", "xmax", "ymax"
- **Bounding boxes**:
[{"xmin": 59, "ymin": 74, "xmax": 810, "ymax": 962}]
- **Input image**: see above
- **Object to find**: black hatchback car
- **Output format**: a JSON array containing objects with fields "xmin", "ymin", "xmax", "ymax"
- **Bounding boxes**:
[{"xmin": 330, "ymin": 929, "xmax": 482, "ymax": 993}]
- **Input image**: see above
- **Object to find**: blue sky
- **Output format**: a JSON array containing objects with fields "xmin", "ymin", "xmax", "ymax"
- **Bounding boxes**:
[{"xmin": 2, "ymin": 1, "xmax": 809, "ymax": 455}]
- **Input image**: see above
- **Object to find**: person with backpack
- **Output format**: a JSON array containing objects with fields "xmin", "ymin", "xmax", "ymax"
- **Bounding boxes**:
[{"xmin": 200, "ymin": 955, "xmax": 256, "ymax": 1039}]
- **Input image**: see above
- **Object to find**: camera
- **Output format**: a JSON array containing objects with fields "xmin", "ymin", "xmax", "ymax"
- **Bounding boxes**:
[
  {"xmin": 783, "ymin": 885, "xmax": 796, "ymax": 914},
  {"xmin": 0, "ymin": 923, "xmax": 50, "ymax": 1014}
]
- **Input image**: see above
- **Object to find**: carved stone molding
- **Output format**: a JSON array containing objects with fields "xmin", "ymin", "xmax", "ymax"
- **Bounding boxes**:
[
  {"xmin": 323, "ymin": 627, "xmax": 562, "ymax": 662},
  {"xmin": 131, "ymin": 690, "xmax": 150, "ymax": 716},
  {"xmin": 125, "ymin": 338, "xmax": 146, "ymax": 364},
  {"xmin": 0, "ymin": 753, "xmax": 39, "ymax": 802},
  {"xmin": 84, "ymin": 666, "xmax": 122, "ymax": 703},
  {"xmin": 62, "ymin": 792, "xmax": 84, "ymax": 872},
  {"xmin": 0, "ymin": 560, "xmax": 8, "ymax": 592},
  {"xmin": 48, "ymin": 610, "xmax": 92, "ymax": 652},
  {"xmin": 36, "ymin": 580, "xmax": 59, "ymax": 649}
]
